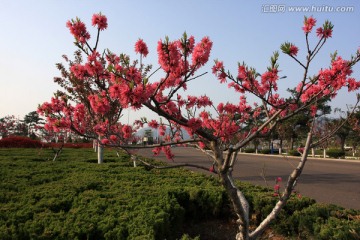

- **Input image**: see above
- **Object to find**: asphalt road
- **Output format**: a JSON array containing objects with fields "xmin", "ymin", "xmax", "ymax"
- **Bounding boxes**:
[{"xmin": 138, "ymin": 147, "xmax": 360, "ymax": 210}]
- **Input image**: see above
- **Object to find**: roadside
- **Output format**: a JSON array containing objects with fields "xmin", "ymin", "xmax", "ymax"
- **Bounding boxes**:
[{"xmin": 236, "ymin": 151, "xmax": 360, "ymax": 163}]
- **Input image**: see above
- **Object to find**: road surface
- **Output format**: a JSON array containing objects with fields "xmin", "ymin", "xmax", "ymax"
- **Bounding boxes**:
[{"xmin": 138, "ymin": 147, "xmax": 360, "ymax": 210}]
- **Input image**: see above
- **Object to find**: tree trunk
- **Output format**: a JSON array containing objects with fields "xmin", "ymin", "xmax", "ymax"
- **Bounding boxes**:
[
  {"xmin": 221, "ymin": 172, "xmax": 250, "ymax": 240},
  {"xmin": 97, "ymin": 136, "xmax": 103, "ymax": 164},
  {"xmin": 290, "ymin": 137, "xmax": 294, "ymax": 150},
  {"xmin": 311, "ymin": 148, "xmax": 315, "ymax": 157},
  {"xmin": 93, "ymin": 139, "xmax": 98, "ymax": 152},
  {"xmin": 279, "ymin": 139, "xmax": 283, "ymax": 155},
  {"xmin": 323, "ymin": 148, "xmax": 326, "ymax": 158},
  {"xmin": 340, "ymin": 137, "xmax": 346, "ymax": 151}
]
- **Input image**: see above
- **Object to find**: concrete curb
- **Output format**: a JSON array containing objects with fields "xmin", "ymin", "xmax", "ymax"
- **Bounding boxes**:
[{"xmin": 236, "ymin": 152, "xmax": 360, "ymax": 163}]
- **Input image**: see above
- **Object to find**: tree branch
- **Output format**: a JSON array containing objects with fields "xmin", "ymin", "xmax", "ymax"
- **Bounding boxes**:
[
  {"xmin": 250, "ymin": 117, "xmax": 315, "ymax": 240},
  {"xmin": 135, "ymin": 156, "xmax": 215, "ymax": 172}
]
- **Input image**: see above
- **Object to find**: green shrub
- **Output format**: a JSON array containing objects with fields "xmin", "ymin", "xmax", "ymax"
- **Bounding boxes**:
[
  {"xmin": 0, "ymin": 148, "xmax": 359, "ymax": 239},
  {"xmin": 288, "ymin": 149, "xmax": 301, "ymax": 156},
  {"xmin": 273, "ymin": 203, "xmax": 360, "ymax": 239},
  {"xmin": 260, "ymin": 149, "xmax": 271, "ymax": 154},
  {"xmin": 244, "ymin": 148, "xmax": 256, "ymax": 153},
  {"xmin": 327, "ymin": 149, "xmax": 345, "ymax": 158},
  {"xmin": 0, "ymin": 148, "xmax": 227, "ymax": 240}
]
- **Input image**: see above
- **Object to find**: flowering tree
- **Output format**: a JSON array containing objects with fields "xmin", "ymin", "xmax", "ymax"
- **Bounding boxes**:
[
  {"xmin": 38, "ymin": 13, "xmax": 140, "ymax": 163},
  {"xmin": 39, "ymin": 14, "xmax": 360, "ymax": 239}
]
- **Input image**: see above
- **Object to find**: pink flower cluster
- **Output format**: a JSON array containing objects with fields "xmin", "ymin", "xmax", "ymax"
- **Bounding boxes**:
[
  {"xmin": 302, "ymin": 16, "xmax": 317, "ymax": 34},
  {"xmin": 191, "ymin": 37, "xmax": 213, "ymax": 69},
  {"xmin": 88, "ymin": 91, "xmax": 110, "ymax": 115},
  {"xmin": 91, "ymin": 13, "xmax": 108, "ymax": 30},
  {"xmin": 135, "ymin": 39, "xmax": 149, "ymax": 57},
  {"xmin": 66, "ymin": 18, "xmax": 90, "ymax": 44},
  {"xmin": 156, "ymin": 35, "xmax": 212, "ymax": 83},
  {"xmin": 316, "ymin": 20, "xmax": 333, "ymax": 39},
  {"xmin": 273, "ymin": 177, "xmax": 282, "ymax": 197},
  {"xmin": 289, "ymin": 45, "xmax": 299, "ymax": 56},
  {"xmin": 212, "ymin": 61, "xmax": 227, "ymax": 83},
  {"xmin": 298, "ymin": 56, "xmax": 360, "ymax": 103},
  {"xmin": 218, "ymin": 63, "xmax": 283, "ymax": 105},
  {"xmin": 152, "ymin": 146, "xmax": 174, "ymax": 160}
]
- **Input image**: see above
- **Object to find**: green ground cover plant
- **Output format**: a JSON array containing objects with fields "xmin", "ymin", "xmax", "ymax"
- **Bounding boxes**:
[
  {"xmin": 0, "ymin": 148, "xmax": 228, "ymax": 240},
  {"xmin": 0, "ymin": 148, "xmax": 359, "ymax": 239}
]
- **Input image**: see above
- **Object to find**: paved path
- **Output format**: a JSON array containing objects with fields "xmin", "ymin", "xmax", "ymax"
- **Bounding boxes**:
[{"xmin": 138, "ymin": 147, "xmax": 360, "ymax": 210}]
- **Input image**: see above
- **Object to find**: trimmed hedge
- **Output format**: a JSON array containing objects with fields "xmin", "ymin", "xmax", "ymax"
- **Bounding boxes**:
[
  {"xmin": 244, "ymin": 148, "xmax": 256, "ymax": 153},
  {"xmin": 259, "ymin": 149, "xmax": 279, "ymax": 154},
  {"xmin": 327, "ymin": 148, "xmax": 345, "ymax": 159},
  {"xmin": 0, "ymin": 148, "xmax": 228, "ymax": 240},
  {"xmin": 0, "ymin": 136, "xmax": 93, "ymax": 149},
  {"xmin": 0, "ymin": 148, "xmax": 359, "ymax": 239},
  {"xmin": 0, "ymin": 136, "xmax": 42, "ymax": 148},
  {"xmin": 273, "ymin": 203, "xmax": 360, "ymax": 239},
  {"xmin": 287, "ymin": 149, "xmax": 301, "ymax": 156}
]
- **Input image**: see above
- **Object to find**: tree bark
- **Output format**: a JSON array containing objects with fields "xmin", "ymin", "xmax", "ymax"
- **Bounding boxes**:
[{"xmin": 97, "ymin": 136, "xmax": 104, "ymax": 164}]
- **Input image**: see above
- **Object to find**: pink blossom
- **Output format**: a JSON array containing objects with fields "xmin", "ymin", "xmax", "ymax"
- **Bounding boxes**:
[
  {"xmin": 93, "ymin": 121, "xmax": 108, "ymax": 136},
  {"xmin": 347, "ymin": 78, "xmax": 360, "ymax": 91},
  {"xmin": 70, "ymin": 64, "xmax": 88, "ymax": 80},
  {"xmin": 122, "ymin": 125, "xmax": 132, "ymax": 139},
  {"xmin": 91, "ymin": 13, "xmax": 108, "ymax": 30},
  {"xmin": 191, "ymin": 37, "xmax": 213, "ymax": 68},
  {"xmin": 152, "ymin": 147, "xmax": 161, "ymax": 156},
  {"xmin": 148, "ymin": 120, "xmax": 159, "ymax": 129},
  {"xmin": 88, "ymin": 93, "xmax": 110, "ymax": 115},
  {"xmin": 162, "ymin": 146, "xmax": 174, "ymax": 160},
  {"xmin": 302, "ymin": 16, "xmax": 316, "ymax": 34},
  {"xmin": 110, "ymin": 135, "xmax": 117, "ymax": 141},
  {"xmin": 101, "ymin": 138, "xmax": 109, "ymax": 145},
  {"xmin": 66, "ymin": 18, "xmax": 90, "ymax": 44},
  {"xmin": 198, "ymin": 141, "xmax": 206, "ymax": 149},
  {"xmin": 135, "ymin": 39, "xmax": 149, "ymax": 57},
  {"xmin": 157, "ymin": 40, "xmax": 181, "ymax": 74},
  {"xmin": 158, "ymin": 125, "xmax": 167, "ymax": 136},
  {"xmin": 289, "ymin": 45, "xmax": 299, "ymax": 56},
  {"xmin": 178, "ymin": 35, "xmax": 195, "ymax": 56},
  {"xmin": 316, "ymin": 27, "xmax": 332, "ymax": 39},
  {"xmin": 310, "ymin": 105, "xmax": 317, "ymax": 116},
  {"xmin": 187, "ymin": 118, "xmax": 202, "ymax": 131},
  {"xmin": 212, "ymin": 61, "xmax": 227, "ymax": 83}
]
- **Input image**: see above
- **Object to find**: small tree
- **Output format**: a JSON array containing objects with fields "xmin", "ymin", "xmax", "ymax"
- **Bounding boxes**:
[
  {"xmin": 38, "ymin": 13, "xmax": 140, "ymax": 163},
  {"xmin": 40, "ymin": 14, "xmax": 360, "ymax": 239}
]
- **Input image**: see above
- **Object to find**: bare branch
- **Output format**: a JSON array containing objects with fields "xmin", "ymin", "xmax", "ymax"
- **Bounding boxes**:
[
  {"xmin": 136, "ymin": 156, "xmax": 215, "ymax": 173},
  {"xmin": 250, "ymin": 117, "xmax": 315, "ymax": 239}
]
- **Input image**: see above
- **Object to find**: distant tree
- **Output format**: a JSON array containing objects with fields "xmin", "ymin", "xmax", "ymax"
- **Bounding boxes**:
[
  {"xmin": 23, "ymin": 111, "xmax": 43, "ymax": 138},
  {"xmin": 0, "ymin": 115, "xmax": 16, "ymax": 138},
  {"xmin": 345, "ymin": 107, "xmax": 360, "ymax": 155},
  {"xmin": 144, "ymin": 129, "xmax": 154, "ymax": 145}
]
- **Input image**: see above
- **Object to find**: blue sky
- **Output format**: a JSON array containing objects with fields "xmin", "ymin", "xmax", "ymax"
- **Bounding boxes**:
[{"xmin": 1, "ymin": 0, "xmax": 359, "ymax": 122}]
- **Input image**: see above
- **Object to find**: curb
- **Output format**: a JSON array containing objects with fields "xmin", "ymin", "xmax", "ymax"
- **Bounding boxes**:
[{"xmin": 236, "ymin": 152, "xmax": 360, "ymax": 163}]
